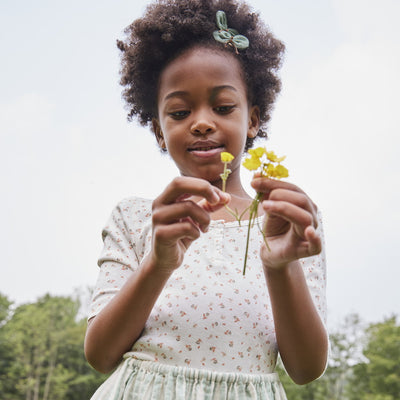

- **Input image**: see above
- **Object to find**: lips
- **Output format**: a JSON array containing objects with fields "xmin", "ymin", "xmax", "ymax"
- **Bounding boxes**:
[
  {"xmin": 187, "ymin": 141, "xmax": 224, "ymax": 152},
  {"xmin": 188, "ymin": 145, "xmax": 223, "ymax": 152}
]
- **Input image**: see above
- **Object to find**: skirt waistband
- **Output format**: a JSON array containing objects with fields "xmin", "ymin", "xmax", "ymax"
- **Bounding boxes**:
[
  {"xmin": 123, "ymin": 353, "xmax": 281, "ymax": 385},
  {"xmin": 91, "ymin": 354, "xmax": 287, "ymax": 399}
]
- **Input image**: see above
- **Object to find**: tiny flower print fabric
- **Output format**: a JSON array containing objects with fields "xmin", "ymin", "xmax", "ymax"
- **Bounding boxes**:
[{"xmin": 89, "ymin": 197, "xmax": 327, "ymax": 374}]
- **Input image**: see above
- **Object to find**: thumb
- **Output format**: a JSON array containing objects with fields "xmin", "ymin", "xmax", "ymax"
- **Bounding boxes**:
[{"xmin": 198, "ymin": 191, "xmax": 230, "ymax": 213}]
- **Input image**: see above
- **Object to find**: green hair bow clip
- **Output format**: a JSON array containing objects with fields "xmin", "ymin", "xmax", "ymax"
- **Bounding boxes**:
[{"xmin": 213, "ymin": 10, "xmax": 249, "ymax": 54}]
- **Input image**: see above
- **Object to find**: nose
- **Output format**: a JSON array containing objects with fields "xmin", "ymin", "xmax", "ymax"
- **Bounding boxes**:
[{"xmin": 190, "ymin": 110, "xmax": 216, "ymax": 135}]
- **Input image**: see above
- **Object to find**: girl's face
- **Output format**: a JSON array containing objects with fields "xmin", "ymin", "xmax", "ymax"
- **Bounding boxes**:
[{"xmin": 154, "ymin": 47, "xmax": 259, "ymax": 186}]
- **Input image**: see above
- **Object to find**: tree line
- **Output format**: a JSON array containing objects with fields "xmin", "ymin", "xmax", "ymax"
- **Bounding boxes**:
[
  {"xmin": 277, "ymin": 313, "xmax": 399, "ymax": 399},
  {"xmin": 0, "ymin": 292, "xmax": 107, "ymax": 399},
  {"xmin": 0, "ymin": 292, "xmax": 398, "ymax": 399}
]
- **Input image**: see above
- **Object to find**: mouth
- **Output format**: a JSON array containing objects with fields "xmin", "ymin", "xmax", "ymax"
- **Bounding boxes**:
[
  {"xmin": 187, "ymin": 143, "xmax": 224, "ymax": 159},
  {"xmin": 187, "ymin": 142, "xmax": 224, "ymax": 153},
  {"xmin": 187, "ymin": 145, "xmax": 224, "ymax": 152}
]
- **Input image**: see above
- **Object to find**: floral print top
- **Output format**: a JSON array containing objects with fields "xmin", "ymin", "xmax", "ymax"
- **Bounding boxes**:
[{"xmin": 89, "ymin": 197, "xmax": 327, "ymax": 374}]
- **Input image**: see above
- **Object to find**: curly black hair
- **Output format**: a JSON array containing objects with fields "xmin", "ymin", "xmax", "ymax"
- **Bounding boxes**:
[{"xmin": 117, "ymin": 0, "xmax": 285, "ymax": 150}]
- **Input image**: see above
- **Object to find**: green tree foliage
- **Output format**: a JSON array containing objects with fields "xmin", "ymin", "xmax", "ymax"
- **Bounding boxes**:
[
  {"xmin": 346, "ymin": 316, "xmax": 400, "ymax": 400},
  {"xmin": 278, "ymin": 313, "xmax": 365, "ymax": 400},
  {"xmin": 0, "ymin": 293, "xmax": 107, "ymax": 400},
  {"xmin": 322, "ymin": 313, "xmax": 366, "ymax": 399},
  {"xmin": 278, "ymin": 314, "xmax": 399, "ymax": 400},
  {"xmin": 1, "ymin": 291, "xmax": 399, "ymax": 400},
  {"xmin": 0, "ymin": 294, "xmax": 14, "ymax": 395},
  {"xmin": 0, "ymin": 294, "xmax": 12, "ymax": 325}
]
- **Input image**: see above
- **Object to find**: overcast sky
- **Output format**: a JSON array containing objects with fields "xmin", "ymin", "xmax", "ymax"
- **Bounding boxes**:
[{"xmin": 1, "ymin": 0, "xmax": 399, "ymax": 328}]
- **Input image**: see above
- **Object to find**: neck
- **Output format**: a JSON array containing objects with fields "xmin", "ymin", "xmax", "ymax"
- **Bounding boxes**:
[
  {"xmin": 210, "ymin": 175, "xmax": 255, "ymax": 222},
  {"xmin": 211, "ymin": 167, "xmax": 251, "ymax": 198},
  {"xmin": 187, "ymin": 170, "xmax": 255, "ymax": 221}
]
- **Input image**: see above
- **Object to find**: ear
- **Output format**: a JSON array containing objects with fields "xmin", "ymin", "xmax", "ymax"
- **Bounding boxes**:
[
  {"xmin": 152, "ymin": 118, "xmax": 166, "ymax": 149},
  {"xmin": 247, "ymin": 106, "xmax": 260, "ymax": 139}
]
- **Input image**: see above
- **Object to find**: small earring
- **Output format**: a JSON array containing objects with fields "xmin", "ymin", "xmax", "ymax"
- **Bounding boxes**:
[{"xmin": 159, "ymin": 137, "xmax": 167, "ymax": 151}]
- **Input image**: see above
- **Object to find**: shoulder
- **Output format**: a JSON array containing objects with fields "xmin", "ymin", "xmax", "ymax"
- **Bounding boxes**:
[
  {"xmin": 109, "ymin": 196, "xmax": 152, "ymax": 223},
  {"xmin": 114, "ymin": 196, "xmax": 153, "ymax": 219},
  {"xmin": 99, "ymin": 197, "xmax": 153, "ymax": 263},
  {"xmin": 101, "ymin": 196, "xmax": 153, "ymax": 239}
]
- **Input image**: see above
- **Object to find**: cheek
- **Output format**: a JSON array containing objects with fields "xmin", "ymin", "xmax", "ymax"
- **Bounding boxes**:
[
  {"xmin": 162, "ymin": 130, "xmax": 184, "ymax": 153},
  {"xmin": 230, "ymin": 118, "xmax": 250, "ymax": 142}
]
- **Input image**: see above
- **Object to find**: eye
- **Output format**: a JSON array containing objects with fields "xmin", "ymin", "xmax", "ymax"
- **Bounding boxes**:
[
  {"xmin": 168, "ymin": 110, "xmax": 190, "ymax": 120},
  {"xmin": 214, "ymin": 105, "xmax": 235, "ymax": 114}
]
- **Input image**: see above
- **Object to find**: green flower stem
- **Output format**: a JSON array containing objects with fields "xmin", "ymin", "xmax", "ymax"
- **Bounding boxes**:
[
  {"xmin": 242, "ymin": 192, "xmax": 263, "ymax": 275},
  {"xmin": 221, "ymin": 162, "xmax": 242, "ymax": 222},
  {"xmin": 221, "ymin": 163, "xmax": 229, "ymax": 192},
  {"xmin": 224, "ymin": 204, "xmax": 241, "ymax": 223},
  {"xmin": 257, "ymin": 211, "xmax": 271, "ymax": 252},
  {"xmin": 221, "ymin": 148, "xmax": 288, "ymax": 276}
]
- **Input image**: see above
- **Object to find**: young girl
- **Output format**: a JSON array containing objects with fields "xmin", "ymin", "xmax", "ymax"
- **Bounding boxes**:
[{"xmin": 85, "ymin": 0, "xmax": 328, "ymax": 398}]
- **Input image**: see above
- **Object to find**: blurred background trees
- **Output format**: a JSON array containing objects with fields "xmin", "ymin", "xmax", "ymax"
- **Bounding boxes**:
[
  {"xmin": 0, "ymin": 292, "xmax": 106, "ymax": 400},
  {"xmin": 0, "ymin": 291, "xmax": 398, "ymax": 399},
  {"xmin": 277, "ymin": 313, "xmax": 400, "ymax": 400}
]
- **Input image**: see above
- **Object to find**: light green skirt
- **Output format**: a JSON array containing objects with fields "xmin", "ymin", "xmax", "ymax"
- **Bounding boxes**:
[{"xmin": 90, "ymin": 356, "xmax": 287, "ymax": 400}]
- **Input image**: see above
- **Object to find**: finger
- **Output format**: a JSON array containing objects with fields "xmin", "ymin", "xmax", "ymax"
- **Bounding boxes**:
[
  {"xmin": 268, "ymin": 189, "xmax": 318, "ymax": 228},
  {"xmin": 291, "ymin": 237, "xmax": 322, "ymax": 260},
  {"xmin": 155, "ymin": 176, "xmax": 221, "ymax": 206},
  {"xmin": 262, "ymin": 200, "xmax": 314, "ymax": 235},
  {"xmin": 252, "ymin": 178, "xmax": 318, "ymax": 218},
  {"xmin": 251, "ymin": 177, "xmax": 306, "ymax": 196},
  {"xmin": 304, "ymin": 225, "xmax": 322, "ymax": 256},
  {"xmin": 197, "ymin": 192, "xmax": 231, "ymax": 213},
  {"xmin": 153, "ymin": 221, "xmax": 201, "ymax": 244},
  {"xmin": 152, "ymin": 201, "xmax": 211, "ymax": 232}
]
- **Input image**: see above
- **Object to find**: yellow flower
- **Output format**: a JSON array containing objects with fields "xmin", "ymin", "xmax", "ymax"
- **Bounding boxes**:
[
  {"xmin": 266, "ymin": 151, "xmax": 279, "ymax": 162},
  {"xmin": 248, "ymin": 147, "xmax": 265, "ymax": 158},
  {"xmin": 222, "ymin": 145, "xmax": 289, "ymax": 275},
  {"xmin": 221, "ymin": 152, "xmax": 234, "ymax": 163},
  {"xmin": 242, "ymin": 156, "xmax": 261, "ymax": 171},
  {"xmin": 263, "ymin": 163, "xmax": 276, "ymax": 177},
  {"xmin": 274, "ymin": 164, "xmax": 289, "ymax": 179}
]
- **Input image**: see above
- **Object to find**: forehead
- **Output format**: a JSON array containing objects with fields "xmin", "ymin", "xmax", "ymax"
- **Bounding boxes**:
[{"xmin": 158, "ymin": 47, "xmax": 247, "ymax": 99}]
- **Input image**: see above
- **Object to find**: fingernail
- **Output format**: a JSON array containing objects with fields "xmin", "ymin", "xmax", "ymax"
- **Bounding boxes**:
[
  {"xmin": 263, "ymin": 200, "xmax": 274, "ymax": 208},
  {"xmin": 220, "ymin": 192, "xmax": 230, "ymax": 202},
  {"xmin": 202, "ymin": 224, "xmax": 209, "ymax": 233},
  {"xmin": 211, "ymin": 190, "xmax": 220, "ymax": 204}
]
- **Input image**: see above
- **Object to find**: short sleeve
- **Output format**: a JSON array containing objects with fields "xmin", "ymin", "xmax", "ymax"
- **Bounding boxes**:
[
  {"xmin": 88, "ymin": 197, "xmax": 152, "ymax": 320},
  {"xmin": 300, "ymin": 210, "xmax": 328, "ymax": 326}
]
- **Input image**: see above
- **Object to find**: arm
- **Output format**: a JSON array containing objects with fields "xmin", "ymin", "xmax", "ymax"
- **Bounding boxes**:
[
  {"xmin": 265, "ymin": 261, "xmax": 328, "ymax": 384},
  {"xmin": 85, "ymin": 256, "xmax": 172, "ymax": 374},
  {"xmin": 84, "ymin": 177, "xmax": 229, "ymax": 373},
  {"xmin": 252, "ymin": 178, "xmax": 328, "ymax": 385}
]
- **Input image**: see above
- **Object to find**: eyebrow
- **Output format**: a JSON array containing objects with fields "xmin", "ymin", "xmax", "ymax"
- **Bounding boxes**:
[
  {"xmin": 163, "ymin": 85, "xmax": 238, "ymax": 102},
  {"xmin": 164, "ymin": 91, "xmax": 189, "ymax": 101},
  {"xmin": 210, "ymin": 85, "xmax": 238, "ymax": 102}
]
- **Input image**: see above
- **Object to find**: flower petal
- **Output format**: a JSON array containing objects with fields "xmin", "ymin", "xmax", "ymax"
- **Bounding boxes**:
[
  {"xmin": 266, "ymin": 151, "xmax": 278, "ymax": 162},
  {"xmin": 242, "ymin": 156, "xmax": 261, "ymax": 170},
  {"xmin": 221, "ymin": 152, "xmax": 235, "ymax": 163},
  {"xmin": 274, "ymin": 164, "xmax": 289, "ymax": 179},
  {"xmin": 248, "ymin": 147, "xmax": 266, "ymax": 159}
]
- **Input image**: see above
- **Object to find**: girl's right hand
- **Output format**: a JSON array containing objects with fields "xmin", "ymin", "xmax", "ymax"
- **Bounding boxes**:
[{"xmin": 149, "ymin": 176, "xmax": 229, "ymax": 274}]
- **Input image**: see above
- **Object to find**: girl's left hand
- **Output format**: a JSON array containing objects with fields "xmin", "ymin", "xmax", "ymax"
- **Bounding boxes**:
[{"xmin": 251, "ymin": 177, "xmax": 322, "ymax": 270}]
